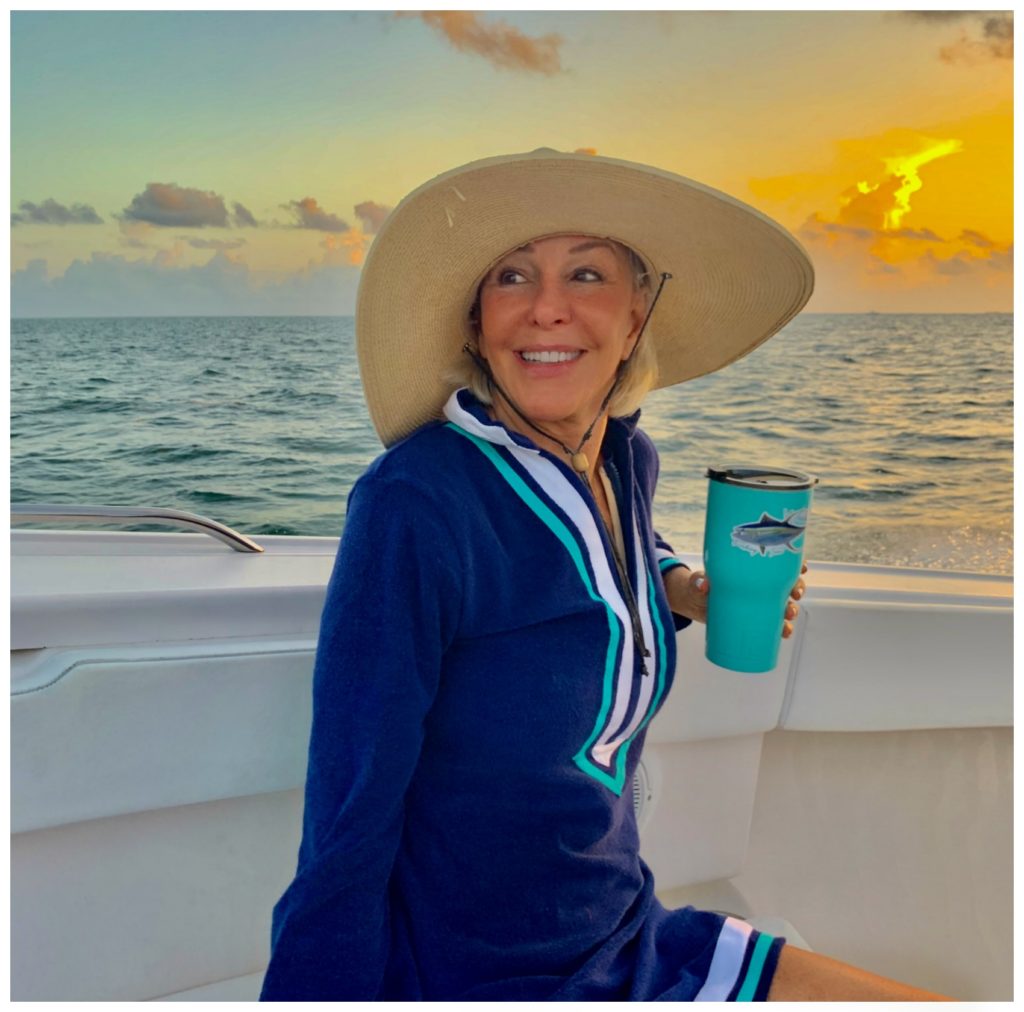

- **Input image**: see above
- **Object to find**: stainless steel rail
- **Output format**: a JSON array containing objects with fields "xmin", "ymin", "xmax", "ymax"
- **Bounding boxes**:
[{"xmin": 10, "ymin": 505, "xmax": 265, "ymax": 554}]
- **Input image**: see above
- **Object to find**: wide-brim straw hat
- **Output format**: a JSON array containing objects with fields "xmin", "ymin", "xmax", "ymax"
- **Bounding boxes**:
[{"xmin": 356, "ymin": 148, "xmax": 814, "ymax": 447}]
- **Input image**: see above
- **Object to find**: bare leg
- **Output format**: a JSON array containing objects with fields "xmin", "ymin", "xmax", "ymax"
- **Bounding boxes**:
[{"xmin": 768, "ymin": 945, "xmax": 953, "ymax": 1001}]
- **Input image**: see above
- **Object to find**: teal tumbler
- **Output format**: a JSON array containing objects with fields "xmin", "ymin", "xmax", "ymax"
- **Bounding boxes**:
[{"xmin": 703, "ymin": 465, "xmax": 818, "ymax": 673}]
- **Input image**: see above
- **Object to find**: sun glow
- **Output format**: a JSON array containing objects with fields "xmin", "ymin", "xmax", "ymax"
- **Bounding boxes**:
[{"xmin": 880, "ymin": 139, "xmax": 964, "ymax": 230}]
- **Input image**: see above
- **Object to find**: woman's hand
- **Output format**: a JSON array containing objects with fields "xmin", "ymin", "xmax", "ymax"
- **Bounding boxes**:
[
  {"xmin": 664, "ymin": 562, "xmax": 808, "ymax": 637},
  {"xmin": 782, "ymin": 562, "xmax": 808, "ymax": 638}
]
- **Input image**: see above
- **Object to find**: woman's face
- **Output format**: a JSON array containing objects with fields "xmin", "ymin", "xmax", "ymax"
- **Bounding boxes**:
[{"xmin": 477, "ymin": 234, "xmax": 645, "ymax": 433}]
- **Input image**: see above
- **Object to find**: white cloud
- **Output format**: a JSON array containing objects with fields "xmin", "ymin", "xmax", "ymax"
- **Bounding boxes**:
[{"xmin": 11, "ymin": 246, "xmax": 362, "ymax": 317}]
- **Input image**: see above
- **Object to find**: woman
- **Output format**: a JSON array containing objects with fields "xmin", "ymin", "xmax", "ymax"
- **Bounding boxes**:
[{"xmin": 260, "ymin": 150, "xmax": 947, "ymax": 1001}]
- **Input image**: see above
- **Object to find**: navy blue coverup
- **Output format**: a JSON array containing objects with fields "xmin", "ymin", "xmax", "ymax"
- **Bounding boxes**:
[{"xmin": 260, "ymin": 389, "xmax": 783, "ymax": 1001}]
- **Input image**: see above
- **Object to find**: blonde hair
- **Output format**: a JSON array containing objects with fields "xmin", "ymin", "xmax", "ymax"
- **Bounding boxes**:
[{"xmin": 448, "ymin": 239, "xmax": 659, "ymax": 417}]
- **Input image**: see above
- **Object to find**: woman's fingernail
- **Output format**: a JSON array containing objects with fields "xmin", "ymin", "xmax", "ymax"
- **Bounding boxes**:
[{"xmin": 694, "ymin": 576, "xmax": 706, "ymax": 590}]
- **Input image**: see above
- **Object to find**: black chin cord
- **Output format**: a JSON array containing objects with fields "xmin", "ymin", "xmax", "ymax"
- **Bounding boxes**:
[{"xmin": 463, "ymin": 271, "xmax": 672, "ymax": 488}]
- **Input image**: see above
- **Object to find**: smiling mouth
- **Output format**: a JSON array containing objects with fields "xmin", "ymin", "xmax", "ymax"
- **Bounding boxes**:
[{"xmin": 517, "ymin": 350, "xmax": 584, "ymax": 364}]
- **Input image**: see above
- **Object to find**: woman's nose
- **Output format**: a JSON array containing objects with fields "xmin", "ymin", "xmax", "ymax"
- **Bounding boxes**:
[{"xmin": 530, "ymin": 277, "xmax": 572, "ymax": 327}]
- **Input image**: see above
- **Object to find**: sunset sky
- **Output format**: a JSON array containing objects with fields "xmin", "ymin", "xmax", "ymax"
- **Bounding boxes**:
[{"xmin": 10, "ymin": 10, "xmax": 1014, "ymax": 317}]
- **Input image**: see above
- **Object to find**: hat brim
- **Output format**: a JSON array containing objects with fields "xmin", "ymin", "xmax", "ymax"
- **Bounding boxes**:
[{"xmin": 356, "ymin": 149, "xmax": 814, "ymax": 447}]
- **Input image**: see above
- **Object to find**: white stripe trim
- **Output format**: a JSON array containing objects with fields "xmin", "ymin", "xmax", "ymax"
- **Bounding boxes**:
[
  {"xmin": 442, "ymin": 390, "xmax": 527, "ymax": 451},
  {"xmin": 504, "ymin": 444, "xmax": 636, "ymax": 764},
  {"xmin": 695, "ymin": 917, "xmax": 754, "ymax": 1001},
  {"xmin": 592, "ymin": 514, "xmax": 658, "ymax": 760},
  {"xmin": 444, "ymin": 387, "xmax": 647, "ymax": 774}
]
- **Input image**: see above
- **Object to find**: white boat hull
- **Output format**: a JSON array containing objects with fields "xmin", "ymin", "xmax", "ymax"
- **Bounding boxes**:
[{"xmin": 11, "ymin": 531, "xmax": 1012, "ymax": 1000}]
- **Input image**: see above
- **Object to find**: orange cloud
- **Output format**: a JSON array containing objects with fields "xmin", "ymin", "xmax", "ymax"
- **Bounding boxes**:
[
  {"xmin": 799, "ymin": 210, "xmax": 1012, "ymax": 296},
  {"xmin": 322, "ymin": 230, "xmax": 370, "ymax": 267},
  {"xmin": 832, "ymin": 176, "xmax": 901, "ymax": 232},
  {"xmin": 799, "ymin": 210, "xmax": 1010, "ymax": 271},
  {"xmin": 786, "ymin": 126, "xmax": 1011, "ymax": 303},
  {"xmin": 825, "ymin": 136, "xmax": 964, "ymax": 237},
  {"xmin": 354, "ymin": 200, "xmax": 392, "ymax": 234},
  {"xmin": 574, "ymin": 147, "xmax": 598, "ymax": 156},
  {"xmin": 758, "ymin": 124, "xmax": 1011, "ymax": 281},
  {"xmin": 880, "ymin": 139, "xmax": 964, "ymax": 229},
  {"xmin": 773, "ymin": 120, "xmax": 1011, "ymax": 308},
  {"xmin": 412, "ymin": 11, "xmax": 563, "ymax": 74},
  {"xmin": 286, "ymin": 196, "xmax": 349, "ymax": 232},
  {"xmin": 122, "ymin": 182, "xmax": 230, "ymax": 228}
]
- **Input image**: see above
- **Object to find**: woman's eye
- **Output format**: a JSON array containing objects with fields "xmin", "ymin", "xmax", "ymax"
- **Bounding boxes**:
[
  {"xmin": 497, "ymin": 268, "xmax": 527, "ymax": 285},
  {"xmin": 573, "ymin": 268, "xmax": 602, "ymax": 282}
]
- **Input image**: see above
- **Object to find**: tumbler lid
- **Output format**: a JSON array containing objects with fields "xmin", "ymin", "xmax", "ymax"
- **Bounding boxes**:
[{"xmin": 706, "ymin": 465, "xmax": 818, "ymax": 490}]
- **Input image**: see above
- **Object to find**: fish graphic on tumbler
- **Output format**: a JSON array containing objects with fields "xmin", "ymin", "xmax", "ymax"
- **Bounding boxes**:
[
  {"xmin": 731, "ymin": 507, "xmax": 808, "ymax": 557},
  {"xmin": 703, "ymin": 467, "xmax": 817, "ymax": 673}
]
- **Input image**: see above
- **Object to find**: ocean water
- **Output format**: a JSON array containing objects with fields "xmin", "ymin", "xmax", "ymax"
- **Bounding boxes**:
[{"xmin": 10, "ymin": 314, "xmax": 1013, "ymax": 575}]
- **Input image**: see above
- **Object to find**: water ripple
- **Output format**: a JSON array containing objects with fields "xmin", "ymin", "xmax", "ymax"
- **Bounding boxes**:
[{"xmin": 11, "ymin": 313, "xmax": 1013, "ymax": 575}]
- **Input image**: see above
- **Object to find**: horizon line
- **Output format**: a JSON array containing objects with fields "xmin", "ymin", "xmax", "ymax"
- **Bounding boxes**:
[{"xmin": 10, "ymin": 310, "xmax": 1014, "ymax": 321}]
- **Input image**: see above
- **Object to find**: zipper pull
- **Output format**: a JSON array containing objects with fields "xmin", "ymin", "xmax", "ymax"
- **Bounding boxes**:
[{"xmin": 637, "ymin": 635, "xmax": 651, "ymax": 676}]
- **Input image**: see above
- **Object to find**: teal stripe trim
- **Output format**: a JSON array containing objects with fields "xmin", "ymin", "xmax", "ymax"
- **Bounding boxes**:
[
  {"xmin": 445, "ymin": 423, "xmax": 625, "ymax": 794},
  {"xmin": 658, "ymin": 557, "xmax": 685, "ymax": 573},
  {"xmin": 736, "ymin": 933, "xmax": 774, "ymax": 1001},
  {"xmin": 607, "ymin": 565, "xmax": 669, "ymax": 786}
]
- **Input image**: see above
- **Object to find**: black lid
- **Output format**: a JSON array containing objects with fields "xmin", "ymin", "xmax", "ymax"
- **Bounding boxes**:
[{"xmin": 706, "ymin": 465, "xmax": 818, "ymax": 490}]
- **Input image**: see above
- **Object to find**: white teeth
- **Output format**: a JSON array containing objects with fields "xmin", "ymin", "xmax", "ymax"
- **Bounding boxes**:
[{"xmin": 520, "ymin": 350, "xmax": 582, "ymax": 363}]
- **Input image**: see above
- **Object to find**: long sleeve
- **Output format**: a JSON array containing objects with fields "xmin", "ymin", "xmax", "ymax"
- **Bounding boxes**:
[
  {"xmin": 260, "ymin": 473, "xmax": 463, "ymax": 1001},
  {"xmin": 654, "ymin": 530, "xmax": 690, "ymax": 578},
  {"xmin": 654, "ymin": 530, "xmax": 693, "ymax": 632}
]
